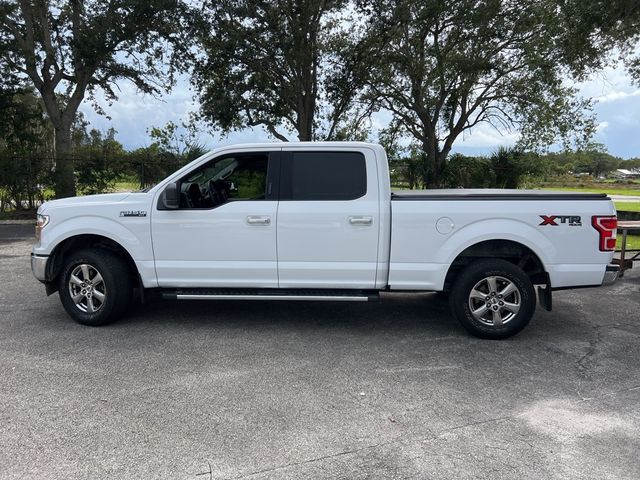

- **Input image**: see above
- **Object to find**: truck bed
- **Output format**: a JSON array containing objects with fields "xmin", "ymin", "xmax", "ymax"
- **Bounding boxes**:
[{"xmin": 388, "ymin": 189, "xmax": 616, "ymax": 291}]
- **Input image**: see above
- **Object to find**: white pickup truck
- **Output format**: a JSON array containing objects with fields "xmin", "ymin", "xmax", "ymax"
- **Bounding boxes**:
[{"xmin": 31, "ymin": 142, "xmax": 620, "ymax": 338}]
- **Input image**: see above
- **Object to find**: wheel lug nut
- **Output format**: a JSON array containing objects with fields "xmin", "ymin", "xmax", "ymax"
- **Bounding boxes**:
[
  {"xmin": 499, "ymin": 301, "xmax": 504, "ymax": 306},
  {"xmin": 491, "ymin": 292, "xmax": 496, "ymax": 296},
  {"xmin": 493, "ymin": 306, "xmax": 498, "ymax": 310},
  {"xmin": 498, "ymin": 295, "xmax": 502, "ymax": 299}
]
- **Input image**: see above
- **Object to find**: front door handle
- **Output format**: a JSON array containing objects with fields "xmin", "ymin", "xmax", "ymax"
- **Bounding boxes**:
[
  {"xmin": 348, "ymin": 216, "xmax": 373, "ymax": 226},
  {"xmin": 246, "ymin": 215, "xmax": 271, "ymax": 226}
]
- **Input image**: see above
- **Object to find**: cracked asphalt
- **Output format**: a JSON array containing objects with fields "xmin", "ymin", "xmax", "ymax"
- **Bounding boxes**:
[{"xmin": 1, "ymin": 224, "xmax": 639, "ymax": 479}]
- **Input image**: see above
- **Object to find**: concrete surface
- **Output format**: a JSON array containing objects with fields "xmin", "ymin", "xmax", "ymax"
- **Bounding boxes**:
[
  {"xmin": 610, "ymin": 194, "xmax": 640, "ymax": 203},
  {"xmin": 0, "ymin": 229, "xmax": 639, "ymax": 480}
]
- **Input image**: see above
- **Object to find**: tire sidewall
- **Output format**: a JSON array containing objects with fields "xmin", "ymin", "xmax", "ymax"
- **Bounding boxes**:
[
  {"xmin": 58, "ymin": 250, "xmax": 128, "ymax": 326},
  {"xmin": 451, "ymin": 260, "xmax": 536, "ymax": 339}
]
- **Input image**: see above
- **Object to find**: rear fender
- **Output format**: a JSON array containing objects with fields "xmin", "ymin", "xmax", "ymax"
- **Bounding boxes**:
[{"xmin": 440, "ymin": 219, "xmax": 553, "ymax": 267}]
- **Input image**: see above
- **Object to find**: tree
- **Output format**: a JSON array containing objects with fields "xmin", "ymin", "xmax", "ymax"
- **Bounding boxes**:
[
  {"xmin": 443, "ymin": 153, "xmax": 492, "ymax": 189},
  {"xmin": 489, "ymin": 147, "xmax": 531, "ymax": 189},
  {"xmin": 0, "ymin": 0, "xmax": 191, "ymax": 197},
  {"xmin": 193, "ymin": 0, "xmax": 371, "ymax": 142},
  {"xmin": 558, "ymin": 0, "xmax": 640, "ymax": 84},
  {"xmin": 148, "ymin": 119, "xmax": 207, "ymax": 160},
  {"xmin": 622, "ymin": 158, "xmax": 640, "ymax": 169},
  {"xmin": 0, "ymin": 83, "xmax": 51, "ymax": 156},
  {"xmin": 358, "ymin": 0, "xmax": 598, "ymax": 187},
  {"xmin": 70, "ymin": 117, "xmax": 126, "ymax": 195},
  {"xmin": 569, "ymin": 143, "xmax": 620, "ymax": 177},
  {"xmin": 0, "ymin": 78, "xmax": 54, "ymax": 211}
]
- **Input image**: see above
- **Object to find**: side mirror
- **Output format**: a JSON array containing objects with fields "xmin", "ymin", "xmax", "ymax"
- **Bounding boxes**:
[{"xmin": 162, "ymin": 182, "xmax": 180, "ymax": 209}]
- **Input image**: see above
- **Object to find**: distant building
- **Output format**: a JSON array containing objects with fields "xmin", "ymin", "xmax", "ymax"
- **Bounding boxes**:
[{"xmin": 613, "ymin": 168, "xmax": 640, "ymax": 179}]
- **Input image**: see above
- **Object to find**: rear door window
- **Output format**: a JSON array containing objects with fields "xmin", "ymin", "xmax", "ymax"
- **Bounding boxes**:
[{"xmin": 282, "ymin": 152, "xmax": 367, "ymax": 201}]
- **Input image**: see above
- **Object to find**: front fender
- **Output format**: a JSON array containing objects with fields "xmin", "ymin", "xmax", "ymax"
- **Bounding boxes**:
[{"xmin": 36, "ymin": 215, "xmax": 151, "ymax": 262}]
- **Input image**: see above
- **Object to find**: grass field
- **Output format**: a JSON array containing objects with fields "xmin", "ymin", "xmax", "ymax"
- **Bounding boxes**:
[
  {"xmin": 113, "ymin": 181, "xmax": 140, "ymax": 192},
  {"xmin": 615, "ymin": 202, "xmax": 640, "ymax": 212},
  {"xmin": 541, "ymin": 186, "xmax": 640, "ymax": 196},
  {"xmin": 619, "ymin": 234, "xmax": 640, "ymax": 250}
]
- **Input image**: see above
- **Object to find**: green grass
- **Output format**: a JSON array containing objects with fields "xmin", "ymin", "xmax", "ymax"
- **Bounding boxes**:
[
  {"xmin": 618, "ymin": 234, "xmax": 640, "ymax": 250},
  {"xmin": 541, "ymin": 186, "xmax": 640, "ymax": 196},
  {"xmin": 615, "ymin": 202, "xmax": 640, "ymax": 212},
  {"xmin": 112, "ymin": 181, "xmax": 140, "ymax": 192}
]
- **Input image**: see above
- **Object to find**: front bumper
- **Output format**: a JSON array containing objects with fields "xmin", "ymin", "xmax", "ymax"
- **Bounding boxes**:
[
  {"xmin": 602, "ymin": 264, "xmax": 620, "ymax": 286},
  {"xmin": 31, "ymin": 253, "xmax": 48, "ymax": 282}
]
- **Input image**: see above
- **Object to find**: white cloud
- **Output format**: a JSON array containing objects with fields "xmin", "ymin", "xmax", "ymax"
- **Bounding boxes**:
[
  {"xmin": 454, "ymin": 123, "xmax": 520, "ymax": 148},
  {"xmin": 574, "ymin": 61, "xmax": 633, "ymax": 98},
  {"xmin": 595, "ymin": 89, "xmax": 640, "ymax": 104}
]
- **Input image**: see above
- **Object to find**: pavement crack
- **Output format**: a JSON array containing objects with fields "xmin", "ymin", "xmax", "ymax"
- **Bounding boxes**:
[
  {"xmin": 222, "ymin": 439, "xmax": 399, "ymax": 480},
  {"xmin": 576, "ymin": 324, "xmax": 604, "ymax": 377},
  {"xmin": 578, "ymin": 384, "xmax": 640, "ymax": 402},
  {"xmin": 223, "ymin": 417, "xmax": 511, "ymax": 479},
  {"xmin": 434, "ymin": 416, "xmax": 512, "ymax": 437},
  {"xmin": 196, "ymin": 462, "xmax": 213, "ymax": 480}
]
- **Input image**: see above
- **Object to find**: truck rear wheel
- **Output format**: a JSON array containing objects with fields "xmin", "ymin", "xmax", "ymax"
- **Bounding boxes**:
[
  {"xmin": 449, "ymin": 259, "xmax": 536, "ymax": 339},
  {"xmin": 58, "ymin": 249, "xmax": 132, "ymax": 326}
]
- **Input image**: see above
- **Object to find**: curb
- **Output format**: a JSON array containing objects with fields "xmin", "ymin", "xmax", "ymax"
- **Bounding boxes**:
[{"xmin": 0, "ymin": 220, "xmax": 35, "ymax": 225}]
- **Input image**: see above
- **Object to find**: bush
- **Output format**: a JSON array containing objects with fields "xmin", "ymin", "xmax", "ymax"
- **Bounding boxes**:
[
  {"xmin": 0, "ymin": 156, "xmax": 54, "ymax": 211},
  {"xmin": 443, "ymin": 154, "xmax": 493, "ymax": 188},
  {"xmin": 75, "ymin": 155, "xmax": 121, "ymax": 195}
]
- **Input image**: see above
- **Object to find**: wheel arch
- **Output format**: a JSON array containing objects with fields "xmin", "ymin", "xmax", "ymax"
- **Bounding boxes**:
[
  {"xmin": 443, "ymin": 239, "xmax": 548, "ymax": 292},
  {"xmin": 45, "ymin": 234, "xmax": 140, "ymax": 294}
]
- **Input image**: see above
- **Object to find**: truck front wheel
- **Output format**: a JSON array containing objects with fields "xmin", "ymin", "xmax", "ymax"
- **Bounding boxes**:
[
  {"xmin": 449, "ymin": 259, "xmax": 536, "ymax": 339},
  {"xmin": 58, "ymin": 249, "xmax": 132, "ymax": 326}
]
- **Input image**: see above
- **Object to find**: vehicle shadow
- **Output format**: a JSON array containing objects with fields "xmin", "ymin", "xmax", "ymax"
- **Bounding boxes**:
[{"xmin": 122, "ymin": 291, "xmax": 464, "ymax": 338}]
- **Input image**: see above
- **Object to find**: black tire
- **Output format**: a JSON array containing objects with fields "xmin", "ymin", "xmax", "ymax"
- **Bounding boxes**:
[
  {"xmin": 449, "ymin": 259, "xmax": 536, "ymax": 339},
  {"xmin": 58, "ymin": 248, "xmax": 132, "ymax": 326}
]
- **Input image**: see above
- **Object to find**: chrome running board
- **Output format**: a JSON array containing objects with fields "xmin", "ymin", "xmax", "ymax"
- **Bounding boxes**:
[{"xmin": 162, "ymin": 288, "xmax": 379, "ymax": 302}]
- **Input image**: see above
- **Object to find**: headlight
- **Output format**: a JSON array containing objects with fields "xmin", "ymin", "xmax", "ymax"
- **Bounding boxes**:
[{"xmin": 35, "ymin": 213, "xmax": 49, "ymax": 241}]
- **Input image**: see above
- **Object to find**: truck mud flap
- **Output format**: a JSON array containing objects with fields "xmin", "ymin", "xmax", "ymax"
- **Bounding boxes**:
[{"xmin": 537, "ymin": 284, "xmax": 552, "ymax": 311}]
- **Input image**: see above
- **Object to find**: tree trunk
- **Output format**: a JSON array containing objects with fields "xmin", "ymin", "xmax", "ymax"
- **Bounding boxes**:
[
  {"xmin": 54, "ymin": 124, "xmax": 76, "ymax": 198},
  {"xmin": 295, "ymin": 98, "xmax": 314, "ymax": 141},
  {"xmin": 434, "ymin": 151, "xmax": 447, "ymax": 188},
  {"xmin": 421, "ymin": 138, "xmax": 436, "ymax": 189},
  {"xmin": 421, "ymin": 135, "xmax": 447, "ymax": 189}
]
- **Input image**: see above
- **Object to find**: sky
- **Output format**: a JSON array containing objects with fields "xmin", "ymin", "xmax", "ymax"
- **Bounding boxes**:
[{"xmin": 78, "ymin": 62, "xmax": 640, "ymax": 160}]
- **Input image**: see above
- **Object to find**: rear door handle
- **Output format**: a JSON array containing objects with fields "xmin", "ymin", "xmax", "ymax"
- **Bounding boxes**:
[
  {"xmin": 246, "ymin": 215, "xmax": 271, "ymax": 226},
  {"xmin": 348, "ymin": 216, "xmax": 373, "ymax": 226}
]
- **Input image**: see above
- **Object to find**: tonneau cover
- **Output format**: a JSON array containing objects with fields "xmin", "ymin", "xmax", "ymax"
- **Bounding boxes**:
[{"xmin": 391, "ymin": 189, "xmax": 609, "ymax": 201}]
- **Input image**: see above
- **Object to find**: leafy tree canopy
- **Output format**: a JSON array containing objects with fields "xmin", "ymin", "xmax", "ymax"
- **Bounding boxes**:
[
  {"xmin": 193, "ymin": 0, "xmax": 372, "ymax": 141},
  {"xmin": 360, "ymin": 0, "xmax": 606, "ymax": 187},
  {"xmin": 558, "ymin": 0, "xmax": 640, "ymax": 83},
  {"xmin": 0, "ymin": 0, "xmax": 194, "ymax": 197}
]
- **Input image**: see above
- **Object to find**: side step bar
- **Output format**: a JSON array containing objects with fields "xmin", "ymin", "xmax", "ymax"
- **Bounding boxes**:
[{"xmin": 161, "ymin": 288, "xmax": 379, "ymax": 302}]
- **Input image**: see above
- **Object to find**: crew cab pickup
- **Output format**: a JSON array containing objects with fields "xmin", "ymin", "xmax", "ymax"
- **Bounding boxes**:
[{"xmin": 31, "ymin": 142, "xmax": 620, "ymax": 338}]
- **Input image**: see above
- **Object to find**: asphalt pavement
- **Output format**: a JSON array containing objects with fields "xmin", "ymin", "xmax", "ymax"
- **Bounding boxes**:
[{"xmin": 1, "ymin": 228, "xmax": 639, "ymax": 479}]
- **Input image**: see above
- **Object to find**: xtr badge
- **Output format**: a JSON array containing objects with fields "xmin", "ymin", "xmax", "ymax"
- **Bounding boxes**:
[{"xmin": 539, "ymin": 215, "xmax": 581, "ymax": 226}]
